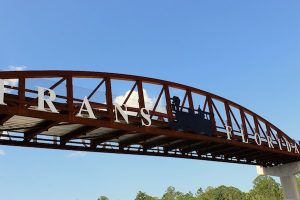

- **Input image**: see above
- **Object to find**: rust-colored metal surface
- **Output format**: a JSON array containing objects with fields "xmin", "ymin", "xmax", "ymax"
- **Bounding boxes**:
[{"xmin": 0, "ymin": 70, "xmax": 299, "ymax": 167}]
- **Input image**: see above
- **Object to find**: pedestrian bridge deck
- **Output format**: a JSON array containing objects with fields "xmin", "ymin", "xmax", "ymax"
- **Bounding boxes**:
[{"xmin": 0, "ymin": 70, "xmax": 298, "ymax": 167}]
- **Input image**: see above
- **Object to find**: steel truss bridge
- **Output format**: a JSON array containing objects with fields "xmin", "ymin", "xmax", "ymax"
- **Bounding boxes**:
[{"xmin": 0, "ymin": 70, "xmax": 299, "ymax": 167}]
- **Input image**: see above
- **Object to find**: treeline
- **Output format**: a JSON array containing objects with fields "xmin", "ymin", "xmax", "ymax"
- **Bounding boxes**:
[{"xmin": 98, "ymin": 175, "xmax": 300, "ymax": 200}]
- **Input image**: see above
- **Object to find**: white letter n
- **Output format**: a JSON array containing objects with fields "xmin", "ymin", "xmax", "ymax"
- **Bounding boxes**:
[{"xmin": 114, "ymin": 103, "xmax": 129, "ymax": 124}]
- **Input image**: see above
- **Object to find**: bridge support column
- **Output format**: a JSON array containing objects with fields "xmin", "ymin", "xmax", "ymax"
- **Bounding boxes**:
[{"xmin": 257, "ymin": 162, "xmax": 300, "ymax": 200}]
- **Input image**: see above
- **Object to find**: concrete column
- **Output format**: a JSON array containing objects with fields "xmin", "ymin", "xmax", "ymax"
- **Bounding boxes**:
[
  {"xmin": 257, "ymin": 162, "xmax": 300, "ymax": 200},
  {"xmin": 280, "ymin": 176, "xmax": 299, "ymax": 200}
]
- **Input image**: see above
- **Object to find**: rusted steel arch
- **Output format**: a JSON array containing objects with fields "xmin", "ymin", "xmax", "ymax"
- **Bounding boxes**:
[{"xmin": 0, "ymin": 70, "xmax": 298, "ymax": 167}]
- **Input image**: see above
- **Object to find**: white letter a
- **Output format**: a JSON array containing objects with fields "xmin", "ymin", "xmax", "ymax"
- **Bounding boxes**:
[{"xmin": 76, "ymin": 96, "xmax": 96, "ymax": 119}]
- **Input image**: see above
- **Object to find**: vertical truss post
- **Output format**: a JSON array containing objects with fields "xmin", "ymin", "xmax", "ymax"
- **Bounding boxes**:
[
  {"xmin": 254, "ymin": 116, "xmax": 260, "ymax": 135},
  {"xmin": 240, "ymin": 109, "xmax": 248, "ymax": 141},
  {"xmin": 136, "ymin": 80, "xmax": 145, "ymax": 109},
  {"xmin": 18, "ymin": 77, "xmax": 25, "ymax": 112},
  {"xmin": 163, "ymin": 85, "xmax": 173, "ymax": 120},
  {"xmin": 277, "ymin": 131, "xmax": 285, "ymax": 149},
  {"xmin": 207, "ymin": 96, "xmax": 216, "ymax": 133},
  {"xmin": 105, "ymin": 77, "xmax": 114, "ymax": 122},
  {"xmin": 225, "ymin": 103, "xmax": 232, "ymax": 128},
  {"xmin": 66, "ymin": 76, "xmax": 74, "ymax": 120},
  {"xmin": 187, "ymin": 90, "xmax": 194, "ymax": 113}
]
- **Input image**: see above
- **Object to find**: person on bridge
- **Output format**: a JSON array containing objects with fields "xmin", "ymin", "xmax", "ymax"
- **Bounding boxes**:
[
  {"xmin": 197, "ymin": 105, "xmax": 205, "ymax": 120},
  {"xmin": 171, "ymin": 96, "xmax": 180, "ymax": 111}
]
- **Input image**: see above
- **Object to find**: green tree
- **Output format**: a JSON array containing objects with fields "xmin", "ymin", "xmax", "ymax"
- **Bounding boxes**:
[
  {"xmin": 245, "ymin": 175, "xmax": 283, "ymax": 200},
  {"xmin": 135, "ymin": 191, "xmax": 159, "ymax": 200},
  {"xmin": 161, "ymin": 186, "xmax": 196, "ymax": 200},
  {"xmin": 199, "ymin": 185, "xmax": 245, "ymax": 200},
  {"xmin": 97, "ymin": 196, "xmax": 109, "ymax": 200},
  {"xmin": 195, "ymin": 188, "xmax": 203, "ymax": 197},
  {"xmin": 99, "ymin": 175, "xmax": 287, "ymax": 200},
  {"xmin": 176, "ymin": 191, "xmax": 196, "ymax": 200},
  {"xmin": 161, "ymin": 186, "xmax": 177, "ymax": 200}
]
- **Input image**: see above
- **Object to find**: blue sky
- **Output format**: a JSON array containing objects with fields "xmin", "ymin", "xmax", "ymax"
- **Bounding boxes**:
[{"xmin": 1, "ymin": 1, "xmax": 300, "ymax": 199}]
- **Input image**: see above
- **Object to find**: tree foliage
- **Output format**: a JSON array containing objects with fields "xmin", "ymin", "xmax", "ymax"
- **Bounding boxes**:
[
  {"xmin": 245, "ymin": 175, "xmax": 283, "ymax": 200},
  {"xmin": 98, "ymin": 175, "xmax": 288, "ymax": 200},
  {"xmin": 135, "ymin": 191, "xmax": 159, "ymax": 200},
  {"xmin": 161, "ymin": 186, "xmax": 196, "ymax": 200},
  {"xmin": 97, "ymin": 196, "xmax": 109, "ymax": 200},
  {"xmin": 199, "ymin": 185, "xmax": 245, "ymax": 200}
]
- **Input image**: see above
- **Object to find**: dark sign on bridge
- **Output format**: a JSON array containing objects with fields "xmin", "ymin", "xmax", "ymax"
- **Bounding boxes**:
[{"xmin": 168, "ymin": 96, "xmax": 212, "ymax": 136}]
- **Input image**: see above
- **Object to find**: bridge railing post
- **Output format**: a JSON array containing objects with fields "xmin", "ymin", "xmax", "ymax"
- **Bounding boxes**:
[
  {"xmin": 105, "ymin": 77, "xmax": 114, "ymax": 122},
  {"xmin": 163, "ymin": 85, "xmax": 173, "ymax": 121},
  {"xmin": 207, "ymin": 96, "xmax": 216, "ymax": 134},
  {"xmin": 66, "ymin": 76, "xmax": 74, "ymax": 121}
]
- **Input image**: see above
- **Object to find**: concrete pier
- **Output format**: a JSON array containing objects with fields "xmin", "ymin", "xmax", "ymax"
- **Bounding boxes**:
[{"xmin": 257, "ymin": 162, "xmax": 300, "ymax": 200}]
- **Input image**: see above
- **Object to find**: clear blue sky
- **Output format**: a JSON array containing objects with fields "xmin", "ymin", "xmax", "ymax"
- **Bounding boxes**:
[{"xmin": 1, "ymin": 1, "xmax": 300, "ymax": 199}]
